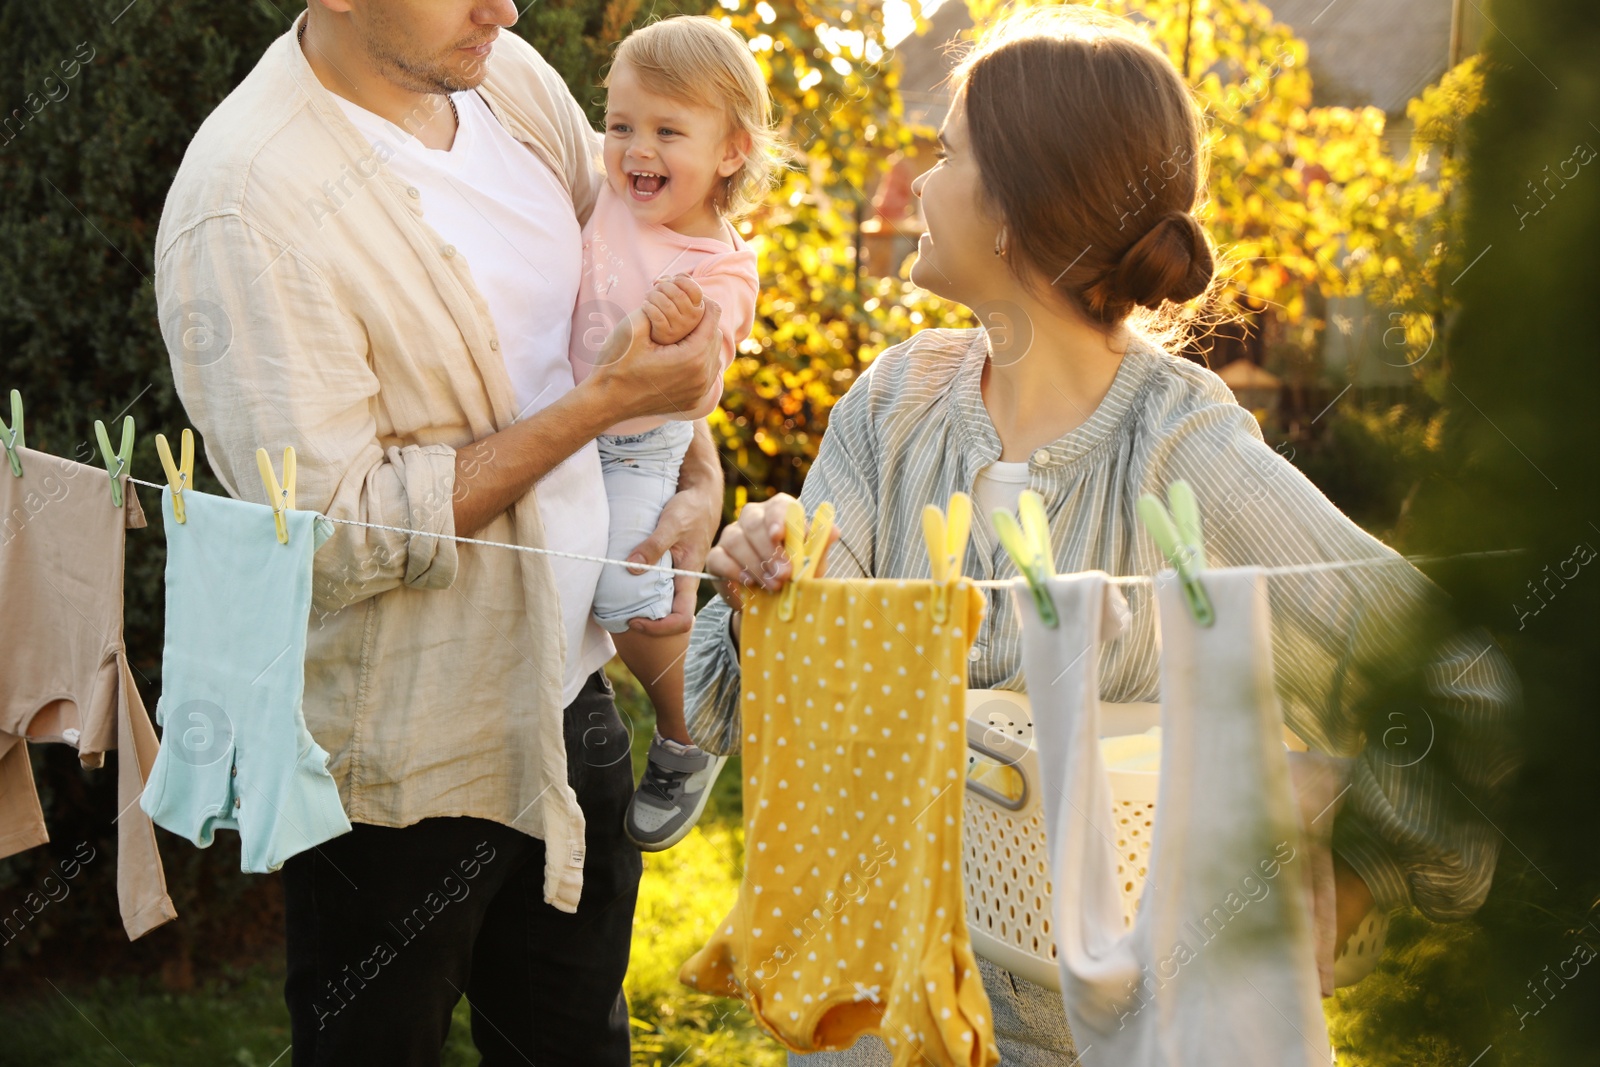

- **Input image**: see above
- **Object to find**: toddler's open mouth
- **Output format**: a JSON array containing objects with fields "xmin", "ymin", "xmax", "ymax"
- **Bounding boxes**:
[{"xmin": 629, "ymin": 170, "xmax": 668, "ymax": 200}]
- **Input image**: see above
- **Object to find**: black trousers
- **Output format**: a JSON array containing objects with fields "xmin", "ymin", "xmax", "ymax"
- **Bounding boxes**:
[{"xmin": 283, "ymin": 670, "xmax": 643, "ymax": 1066}]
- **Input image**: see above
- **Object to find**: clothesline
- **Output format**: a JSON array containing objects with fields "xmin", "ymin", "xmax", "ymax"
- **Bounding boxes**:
[
  {"xmin": 1044, "ymin": 550, "xmax": 1527, "ymax": 587},
  {"xmin": 126, "ymin": 476, "xmax": 1520, "ymax": 584},
  {"xmin": 126, "ymin": 475, "xmax": 717, "ymax": 581}
]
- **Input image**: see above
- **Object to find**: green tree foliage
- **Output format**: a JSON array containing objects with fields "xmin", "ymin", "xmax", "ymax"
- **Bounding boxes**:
[
  {"xmin": 1328, "ymin": 0, "xmax": 1600, "ymax": 1060},
  {"xmin": 697, "ymin": 0, "xmax": 966, "ymax": 514},
  {"xmin": 1, "ymin": 0, "xmax": 288, "ymax": 979},
  {"xmin": 1291, "ymin": 59, "xmax": 1483, "ymax": 542}
]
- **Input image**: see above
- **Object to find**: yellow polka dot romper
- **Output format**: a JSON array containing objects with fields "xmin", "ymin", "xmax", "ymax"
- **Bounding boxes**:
[{"xmin": 680, "ymin": 573, "xmax": 1000, "ymax": 1067}]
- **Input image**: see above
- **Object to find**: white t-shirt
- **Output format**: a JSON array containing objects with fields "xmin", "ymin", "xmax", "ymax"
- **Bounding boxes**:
[
  {"xmin": 972, "ymin": 460, "xmax": 1032, "ymax": 530},
  {"xmin": 336, "ymin": 89, "xmax": 614, "ymax": 707}
]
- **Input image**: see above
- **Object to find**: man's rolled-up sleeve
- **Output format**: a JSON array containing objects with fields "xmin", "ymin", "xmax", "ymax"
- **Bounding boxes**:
[{"xmin": 156, "ymin": 213, "xmax": 458, "ymax": 614}]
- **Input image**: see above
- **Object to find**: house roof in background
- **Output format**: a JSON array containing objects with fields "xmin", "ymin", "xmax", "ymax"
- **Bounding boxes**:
[
  {"xmin": 1269, "ymin": 0, "xmax": 1456, "ymax": 114},
  {"xmin": 895, "ymin": 0, "xmax": 978, "ymax": 129},
  {"xmin": 892, "ymin": 0, "xmax": 1464, "ymax": 127},
  {"xmin": 1216, "ymin": 358, "xmax": 1285, "ymax": 390}
]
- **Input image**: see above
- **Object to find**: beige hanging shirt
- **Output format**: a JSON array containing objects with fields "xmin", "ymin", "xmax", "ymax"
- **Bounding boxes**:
[
  {"xmin": 0, "ymin": 448, "xmax": 177, "ymax": 939},
  {"xmin": 154, "ymin": 13, "xmax": 607, "ymax": 911}
]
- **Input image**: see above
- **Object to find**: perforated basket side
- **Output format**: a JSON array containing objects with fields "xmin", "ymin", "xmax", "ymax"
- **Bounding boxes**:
[
  {"xmin": 963, "ymin": 771, "xmax": 1158, "ymax": 990},
  {"xmin": 963, "ymin": 789, "xmax": 1060, "ymax": 990},
  {"xmin": 1108, "ymin": 771, "xmax": 1158, "ymax": 931},
  {"xmin": 962, "ymin": 693, "xmax": 1161, "ymax": 991}
]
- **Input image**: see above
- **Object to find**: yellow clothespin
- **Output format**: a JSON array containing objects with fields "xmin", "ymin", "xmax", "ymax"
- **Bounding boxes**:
[
  {"xmin": 992, "ymin": 489, "xmax": 1058, "ymax": 629},
  {"xmin": 922, "ymin": 491, "xmax": 973, "ymax": 623},
  {"xmin": 777, "ymin": 499, "xmax": 835, "ymax": 622},
  {"xmin": 256, "ymin": 446, "xmax": 296, "ymax": 545},
  {"xmin": 156, "ymin": 429, "xmax": 195, "ymax": 525}
]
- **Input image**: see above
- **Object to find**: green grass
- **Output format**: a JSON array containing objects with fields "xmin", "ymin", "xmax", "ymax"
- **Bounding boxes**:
[
  {"xmin": 0, "ymin": 661, "xmax": 1433, "ymax": 1066},
  {"xmin": 0, "ymin": 663, "xmax": 783, "ymax": 1067},
  {"xmin": 610, "ymin": 665, "xmax": 785, "ymax": 1067}
]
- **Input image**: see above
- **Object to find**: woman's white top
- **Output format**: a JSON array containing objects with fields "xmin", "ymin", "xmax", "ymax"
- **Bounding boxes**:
[{"xmin": 971, "ymin": 459, "xmax": 1032, "ymax": 532}]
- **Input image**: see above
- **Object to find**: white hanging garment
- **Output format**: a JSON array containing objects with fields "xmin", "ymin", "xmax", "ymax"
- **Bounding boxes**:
[{"xmin": 1015, "ymin": 569, "xmax": 1332, "ymax": 1067}]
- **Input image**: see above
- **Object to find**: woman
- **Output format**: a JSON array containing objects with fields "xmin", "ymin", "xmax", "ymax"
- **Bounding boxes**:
[{"xmin": 684, "ymin": 7, "xmax": 1518, "ymax": 1063}]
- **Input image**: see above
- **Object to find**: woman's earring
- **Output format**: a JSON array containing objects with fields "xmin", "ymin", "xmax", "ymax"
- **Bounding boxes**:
[{"xmin": 994, "ymin": 226, "xmax": 1008, "ymax": 257}]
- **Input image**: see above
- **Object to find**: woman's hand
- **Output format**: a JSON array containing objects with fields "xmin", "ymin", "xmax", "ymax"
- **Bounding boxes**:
[
  {"xmin": 705, "ymin": 492, "xmax": 841, "ymax": 616},
  {"xmin": 1333, "ymin": 852, "xmax": 1374, "ymax": 953}
]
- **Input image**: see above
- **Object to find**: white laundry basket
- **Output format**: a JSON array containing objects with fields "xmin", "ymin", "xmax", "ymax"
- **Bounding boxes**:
[{"xmin": 960, "ymin": 689, "xmax": 1389, "ymax": 992}]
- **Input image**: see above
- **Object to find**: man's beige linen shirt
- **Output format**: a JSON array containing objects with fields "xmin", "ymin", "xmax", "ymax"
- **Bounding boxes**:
[{"xmin": 155, "ymin": 14, "xmax": 606, "ymax": 912}]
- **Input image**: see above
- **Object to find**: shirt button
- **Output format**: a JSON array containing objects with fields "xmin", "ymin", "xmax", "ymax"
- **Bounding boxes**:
[
  {"xmin": 489, "ymin": 339, "xmax": 499, "ymax": 351},
  {"xmin": 969, "ymin": 647, "xmax": 982, "ymax": 662},
  {"xmin": 231, "ymin": 765, "xmax": 237, "ymax": 777},
  {"xmin": 1032, "ymin": 449, "xmax": 1050, "ymax": 465},
  {"xmin": 442, "ymin": 244, "xmax": 457, "ymax": 258},
  {"xmin": 406, "ymin": 186, "xmax": 420, "ymax": 198},
  {"xmin": 234, "ymin": 797, "xmax": 241, "ymax": 809}
]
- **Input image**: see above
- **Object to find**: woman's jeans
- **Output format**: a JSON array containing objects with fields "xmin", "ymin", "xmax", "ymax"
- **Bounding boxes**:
[{"xmin": 591, "ymin": 419, "xmax": 695, "ymax": 634}]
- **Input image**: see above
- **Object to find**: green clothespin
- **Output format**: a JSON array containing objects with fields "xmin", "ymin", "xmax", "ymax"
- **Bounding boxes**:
[
  {"xmin": 93, "ymin": 415, "xmax": 136, "ymax": 508},
  {"xmin": 992, "ymin": 489, "xmax": 1059, "ymax": 629},
  {"xmin": 0, "ymin": 390, "xmax": 22, "ymax": 478},
  {"xmin": 1137, "ymin": 479, "xmax": 1215, "ymax": 627}
]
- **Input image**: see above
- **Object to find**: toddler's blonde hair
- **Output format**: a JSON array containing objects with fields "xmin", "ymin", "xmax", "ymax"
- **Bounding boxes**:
[{"xmin": 607, "ymin": 15, "xmax": 784, "ymax": 219}]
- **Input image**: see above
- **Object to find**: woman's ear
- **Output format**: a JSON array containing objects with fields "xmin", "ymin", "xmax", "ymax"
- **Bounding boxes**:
[{"xmin": 717, "ymin": 129, "xmax": 754, "ymax": 178}]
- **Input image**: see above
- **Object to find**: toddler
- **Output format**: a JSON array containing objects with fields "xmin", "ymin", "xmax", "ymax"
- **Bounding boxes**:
[{"xmin": 568, "ymin": 15, "xmax": 776, "ymax": 851}]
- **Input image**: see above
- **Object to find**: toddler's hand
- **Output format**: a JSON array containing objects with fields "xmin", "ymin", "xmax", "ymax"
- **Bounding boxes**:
[{"xmin": 642, "ymin": 275, "xmax": 706, "ymax": 347}]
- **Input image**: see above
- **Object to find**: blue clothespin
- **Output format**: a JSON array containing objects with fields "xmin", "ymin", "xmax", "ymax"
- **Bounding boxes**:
[
  {"xmin": 992, "ymin": 489, "xmax": 1059, "ymax": 629},
  {"xmin": 0, "ymin": 390, "xmax": 22, "ymax": 478},
  {"xmin": 1137, "ymin": 480, "xmax": 1215, "ymax": 626},
  {"xmin": 93, "ymin": 415, "xmax": 136, "ymax": 508}
]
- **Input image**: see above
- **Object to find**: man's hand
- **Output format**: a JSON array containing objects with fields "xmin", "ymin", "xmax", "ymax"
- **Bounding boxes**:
[
  {"xmin": 622, "ymin": 421, "xmax": 723, "ymax": 637},
  {"xmin": 623, "ymin": 480, "xmax": 720, "ymax": 636},
  {"xmin": 586, "ymin": 274, "xmax": 721, "ymax": 425},
  {"xmin": 643, "ymin": 276, "xmax": 707, "ymax": 347}
]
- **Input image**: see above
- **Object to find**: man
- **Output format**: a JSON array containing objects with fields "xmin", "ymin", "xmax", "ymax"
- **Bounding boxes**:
[{"xmin": 154, "ymin": 1, "xmax": 726, "ymax": 1063}]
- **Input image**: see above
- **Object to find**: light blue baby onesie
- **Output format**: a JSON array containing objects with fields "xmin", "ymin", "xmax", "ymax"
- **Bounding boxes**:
[{"xmin": 140, "ymin": 487, "xmax": 351, "ymax": 872}]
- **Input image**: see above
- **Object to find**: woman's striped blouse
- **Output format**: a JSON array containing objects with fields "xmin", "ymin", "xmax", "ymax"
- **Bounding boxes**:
[{"xmin": 684, "ymin": 326, "xmax": 1520, "ymax": 920}]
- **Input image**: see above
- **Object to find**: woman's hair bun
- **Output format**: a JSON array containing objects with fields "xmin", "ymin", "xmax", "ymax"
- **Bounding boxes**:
[
  {"xmin": 1107, "ymin": 211, "xmax": 1215, "ymax": 310},
  {"xmin": 955, "ymin": 6, "xmax": 1220, "ymax": 329}
]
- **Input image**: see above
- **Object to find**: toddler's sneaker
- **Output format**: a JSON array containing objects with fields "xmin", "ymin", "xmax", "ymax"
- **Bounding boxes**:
[{"xmin": 624, "ymin": 734, "xmax": 726, "ymax": 852}]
